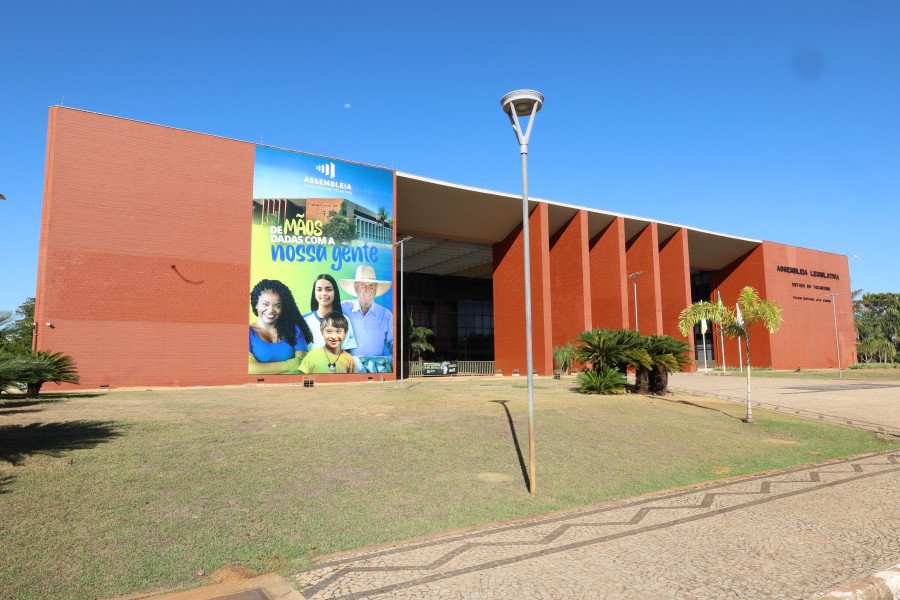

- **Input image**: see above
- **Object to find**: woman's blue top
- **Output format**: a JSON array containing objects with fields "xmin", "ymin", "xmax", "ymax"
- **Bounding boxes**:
[{"xmin": 249, "ymin": 324, "xmax": 311, "ymax": 362}]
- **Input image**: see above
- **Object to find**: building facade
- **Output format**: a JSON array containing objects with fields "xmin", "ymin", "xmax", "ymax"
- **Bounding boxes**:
[{"xmin": 34, "ymin": 107, "xmax": 856, "ymax": 388}]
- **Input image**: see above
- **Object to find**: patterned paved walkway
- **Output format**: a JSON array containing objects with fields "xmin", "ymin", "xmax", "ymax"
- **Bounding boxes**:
[
  {"xmin": 295, "ymin": 450, "xmax": 900, "ymax": 599},
  {"xmin": 669, "ymin": 373, "xmax": 900, "ymax": 436}
]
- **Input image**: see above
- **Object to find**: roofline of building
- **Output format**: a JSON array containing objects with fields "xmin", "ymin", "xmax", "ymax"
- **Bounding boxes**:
[{"xmin": 396, "ymin": 171, "xmax": 762, "ymax": 245}]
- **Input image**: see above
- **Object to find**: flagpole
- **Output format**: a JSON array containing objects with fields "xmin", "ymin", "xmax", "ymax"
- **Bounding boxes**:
[
  {"xmin": 717, "ymin": 292, "xmax": 726, "ymax": 373},
  {"xmin": 701, "ymin": 318, "xmax": 709, "ymax": 373}
]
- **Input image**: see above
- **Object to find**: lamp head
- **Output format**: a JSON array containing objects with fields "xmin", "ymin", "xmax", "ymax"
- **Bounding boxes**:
[{"xmin": 501, "ymin": 90, "xmax": 544, "ymax": 116}]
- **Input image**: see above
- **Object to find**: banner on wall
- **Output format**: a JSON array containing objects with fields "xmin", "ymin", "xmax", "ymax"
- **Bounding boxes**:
[{"xmin": 248, "ymin": 146, "xmax": 394, "ymax": 375}]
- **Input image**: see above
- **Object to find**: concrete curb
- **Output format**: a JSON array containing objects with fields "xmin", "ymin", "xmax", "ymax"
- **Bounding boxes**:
[
  {"xmin": 140, "ymin": 573, "xmax": 304, "ymax": 600},
  {"xmin": 817, "ymin": 564, "xmax": 900, "ymax": 599}
]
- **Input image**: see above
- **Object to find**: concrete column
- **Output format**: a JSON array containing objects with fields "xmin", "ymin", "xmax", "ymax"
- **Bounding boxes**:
[
  {"xmin": 625, "ymin": 223, "xmax": 663, "ymax": 335},
  {"xmin": 589, "ymin": 217, "xmax": 629, "ymax": 329},
  {"xmin": 492, "ymin": 203, "xmax": 553, "ymax": 376},
  {"xmin": 659, "ymin": 227, "xmax": 696, "ymax": 370},
  {"xmin": 549, "ymin": 210, "xmax": 592, "ymax": 347}
]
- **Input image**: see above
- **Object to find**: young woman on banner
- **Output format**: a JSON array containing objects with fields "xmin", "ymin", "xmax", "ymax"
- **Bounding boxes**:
[{"xmin": 302, "ymin": 273, "xmax": 358, "ymax": 352}]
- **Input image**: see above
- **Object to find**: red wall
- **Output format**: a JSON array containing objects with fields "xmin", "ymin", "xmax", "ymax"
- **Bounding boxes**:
[
  {"xmin": 36, "ymin": 107, "xmax": 390, "ymax": 388},
  {"xmin": 659, "ymin": 228, "xmax": 695, "ymax": 370},
  {"xmin": 492, "ymin": 204, "xmax": 553, "ymax": 376},
  {"xmin": 625, "ymin": 224, "xmax": 663, "ymax": 335},
  {"xmin": 760, "ymin": 242, "xmax": 854, "ymax": 370},
  {"xmin": 549, "ymin": 211, "xmax": 592, "ymax": 347},
  {"xmin": 589, "ymin": 217, "xmax": 629, "ymax": 329}
]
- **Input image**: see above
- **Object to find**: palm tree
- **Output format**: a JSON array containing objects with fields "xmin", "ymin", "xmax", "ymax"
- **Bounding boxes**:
[
  {"xmin": 0, "ymin": 350, "xmax": 80, "ymax": 397},
  {"xmin": 642, "ymin": 335, "xmax": 692, "ymax": 395},
  {"xmin": 678, "ymin": 287, "xmax": 783, "ymax": 423},
  {"xmin": 575, "ymin": 328, "xmax": 640, "ymax": 373},
  {"xmin": 376, "ymin": 207, "xmax": 388, "ymax": 223},
  {"xmin": 575, "ymin": 328, "xmax": 651, "ymax": 393}
]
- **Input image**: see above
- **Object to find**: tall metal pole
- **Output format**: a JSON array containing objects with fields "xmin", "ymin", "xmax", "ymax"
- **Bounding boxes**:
[
  {"xmin": 400, "ymin": 241, "xmax": 404, "ymax": 382},
  {"xmin": 501, "ymin": 89, "xmax": 542, "ymax": 496},
  {"xmin": 395, "ymin": 236, "xmax": 412, "ymax": 383},
  {"xmin": 701, "ymin": 327, "xmax": 708, "ymax": 372},
  {"xmin": 832, "ymin": 297, "xmax": 842, "ymax": 379},
  {"xmin": 827, "ymin": 292, "xmax": 846, "ymax": 379},
  {"xmin": 628, "ymin": 271, "xmax": 642, "ymax": 332},
  {"xmin": 520, "ymin": 148, "xmax": 536, "ymax": 496}
]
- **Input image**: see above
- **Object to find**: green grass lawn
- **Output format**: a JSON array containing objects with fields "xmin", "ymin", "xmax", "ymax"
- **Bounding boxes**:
[{"xmin": 1, "ymin": 378, "xmax": 896, "ymax": 600}]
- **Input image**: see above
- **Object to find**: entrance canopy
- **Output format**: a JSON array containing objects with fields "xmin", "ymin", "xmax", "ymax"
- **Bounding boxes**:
[{"xmin": 396, "ymin": 172, "xmax": 760, "ymax": 276}]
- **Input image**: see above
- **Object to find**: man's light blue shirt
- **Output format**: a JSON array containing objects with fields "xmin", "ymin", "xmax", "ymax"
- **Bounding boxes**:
[{"xmin": 341, "ymin": 300, "xmax": 394, "ymax": 357}]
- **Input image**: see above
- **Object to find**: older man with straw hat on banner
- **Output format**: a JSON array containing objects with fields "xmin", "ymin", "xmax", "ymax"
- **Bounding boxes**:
[{"xmin": 340, "ymin": 265, "xmax": 394, "ymax": 369}]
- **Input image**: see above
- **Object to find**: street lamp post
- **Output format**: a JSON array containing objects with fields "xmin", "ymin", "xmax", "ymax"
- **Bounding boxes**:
[
  {"xmin": 501, "ymin": 89, "xmax": 543, "ymax": 496},
  {"xmin": 395, "ymin": 236, "xmax": 413, "ymax": 383},
  {"xmin": 825, "ymin": 291, "xmax": 851, "ymax": 379},
  {"xmin": 628, "ymin": 271, "xmax": 643, "ymax": 332}
]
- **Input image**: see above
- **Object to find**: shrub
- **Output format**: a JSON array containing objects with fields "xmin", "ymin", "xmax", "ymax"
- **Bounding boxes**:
[
  {"xmin": 577, "ymin": 366, "xmax": 626, "ymax": 395},
  {"xmin": 552, "ymin": 343, "xmax": 576, "ymax": 375},
  {"xmin": 0, "ymin": 350, "xmax": 79, "ymax": 397}
]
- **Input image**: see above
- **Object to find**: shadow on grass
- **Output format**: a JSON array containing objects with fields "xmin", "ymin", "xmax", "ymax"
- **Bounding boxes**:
[
  {"xmin": 0, "ymin": 474, "xmax": 14, "ymax": 494},
  {"xmin": 673, "ymin": 398, "xmax": 744, "ymax": 422},
  {"xmin": 0, "ymin": 408, "xmax": 44, "ymax": 416},
  {"xmin": 1, "ymin": 392, "xmax": 106, "ymax": 401},
  {"xmin": 0, "ymin": 421, "xmax": 123, "ymax": 466},
  {"xmin": 490, "ymin": 400, "xmax": 531, "ymax": 491}
]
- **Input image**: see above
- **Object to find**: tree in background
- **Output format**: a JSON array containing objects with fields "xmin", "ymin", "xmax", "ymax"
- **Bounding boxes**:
[
  {"xmin": 407, "ymin": 315, "xmax": 435, "ymax": 363},
  {"xmin": 0, "ymin": 297, "xmax": 35, "ymax": 354},
  {"xmin": 321, "ymin": 201, "xmax": 356, "ymax": 245},
  {"xmin": 854, "ymin": 292, "xmax": 900, "ymax": 363},
  {"xmin": 679, "ymin": 287, "xmax": 782, "ymax": 423}
]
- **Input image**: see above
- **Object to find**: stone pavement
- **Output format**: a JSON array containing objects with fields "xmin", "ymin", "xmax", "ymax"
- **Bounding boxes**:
[
  {"xmin": 295, "ymin": 450, "xmax": 900, "ymax": 599},
  {"xmin": 668, "ymin": 373, "xmax": 900, "ymax": 436}
]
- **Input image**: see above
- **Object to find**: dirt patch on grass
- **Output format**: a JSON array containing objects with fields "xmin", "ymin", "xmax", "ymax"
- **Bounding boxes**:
[
  {"xmin": 212, "ymin": 566, "xmax": 256, "ymax": 584},
  {"xmin": 764, "ymin": 438, "xmax": 799, "ymax": 445}
]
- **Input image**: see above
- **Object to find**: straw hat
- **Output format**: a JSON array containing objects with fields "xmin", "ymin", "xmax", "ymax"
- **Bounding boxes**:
[{"xmin": 339, "ymin": 265, "xmax": 392, "ymax": 297}]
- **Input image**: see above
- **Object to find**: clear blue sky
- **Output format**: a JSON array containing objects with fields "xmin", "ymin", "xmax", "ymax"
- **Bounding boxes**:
[{"xmin": 2, "ymin": 0, "xmax": 898, "ymax": 312}]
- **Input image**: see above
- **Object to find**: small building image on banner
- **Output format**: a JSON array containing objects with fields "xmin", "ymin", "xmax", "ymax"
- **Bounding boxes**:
[{"xmin": 248, "ymin": 146, "xmax": 395, "ymax": 375}]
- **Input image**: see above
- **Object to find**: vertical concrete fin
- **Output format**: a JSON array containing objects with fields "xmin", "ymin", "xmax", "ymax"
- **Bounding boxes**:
[
  {"xmin": 492, "ymin": 203, "xmax": 553, "ymax": 376},
  {"xmin": 589, "ymin": 216, "xmax": 629, "ymax": 329},
  {"xmin": 659, "ymin": 227, "xmax": 696, "ymax": 370},
  {"xmin": 625, "ymin": 223, "xmax": 663, "ymax": 335},
  {"xmin": 549, "ymin": 210, "xmax": 591, "ymax": 347}
]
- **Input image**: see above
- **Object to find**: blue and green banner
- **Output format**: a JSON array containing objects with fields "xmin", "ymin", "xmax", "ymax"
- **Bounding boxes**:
[{"xmin": 248, "ymin": 146, "xmax": 394, "ymax": 375}]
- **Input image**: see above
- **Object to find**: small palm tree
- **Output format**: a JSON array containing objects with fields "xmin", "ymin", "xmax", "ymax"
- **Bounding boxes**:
[
  {"xmin": 575, "ymin": 328, "xmax": 642, "ymax": 373},
  {"xmin": 679, "ymin": 286, "xmax": 782, "ymax": 422},
  {"xmin": 577, "ymin": 366, "xmax": 626, "ymax": 394},
  {"xmin": 552, "ymin": 343, "xmax": 576, "ymax": 375},
  {"xmin": 642, "ymin": 335, "xmax": 692, "ymax": 395},
  {"xmin": 407, "ymin": 316, "xmax": 435, "ymax": 363},
  {"xmin": 377, "ymin": 207, "xmax": 388, "ymax": 223},
  {"xmin": 0, "ymin": 350, "xmax": 80, "ymax": 397}
]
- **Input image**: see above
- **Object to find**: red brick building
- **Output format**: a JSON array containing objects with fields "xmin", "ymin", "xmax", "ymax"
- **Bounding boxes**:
[{"xmin": 35, "ymin": 107, "xmax": 855, "ymax": 388}]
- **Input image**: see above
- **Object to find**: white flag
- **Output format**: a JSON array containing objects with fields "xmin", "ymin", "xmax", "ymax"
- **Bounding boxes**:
[
  {"xmin": 736, "ymin": 302, "xmax": 744, "ymax": 327},
  {"xmin": 700, "ymin": 318, "xmax": 708, "ymax": 335}
]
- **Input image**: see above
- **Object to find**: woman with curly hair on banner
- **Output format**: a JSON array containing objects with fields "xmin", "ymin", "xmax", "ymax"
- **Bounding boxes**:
[
  {"xmin": 248, "ymin": 279, "xmax": 314, "ymax": 374},
  {"xmin": 303, "ymin": 273, "xmax": 357, "ymax": 352}
]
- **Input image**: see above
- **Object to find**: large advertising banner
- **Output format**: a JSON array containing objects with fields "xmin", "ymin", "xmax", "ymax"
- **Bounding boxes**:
[{"xmin": 249, "ymin": 146, "xmax": 394, "ymax": 375}]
